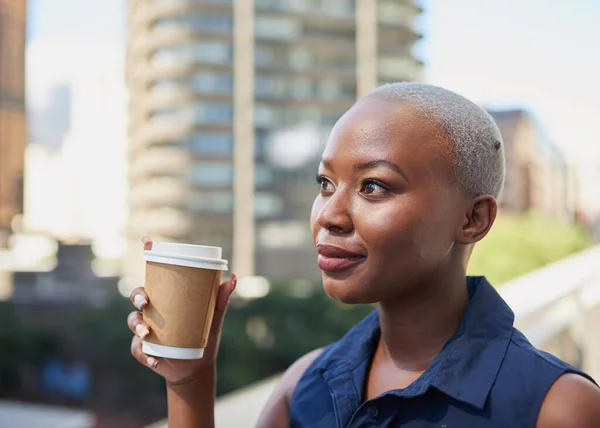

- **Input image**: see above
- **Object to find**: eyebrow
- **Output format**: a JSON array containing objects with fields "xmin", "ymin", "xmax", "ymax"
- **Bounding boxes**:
[{"xmin": 320, "ymin": 158, "xmax": 410, "ymax": 182}]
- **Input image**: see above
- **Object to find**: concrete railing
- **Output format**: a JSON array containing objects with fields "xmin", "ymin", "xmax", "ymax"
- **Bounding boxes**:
[
  {"xmin": 501, "ymin": 245, "xmax": 600, "ymax": 378},
  {"xmin": 147, "ymin": 245, "xmax": 600, "ymax": 428}
]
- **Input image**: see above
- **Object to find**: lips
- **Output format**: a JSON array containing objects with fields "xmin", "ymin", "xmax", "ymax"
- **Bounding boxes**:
[{"xmin": 316, "ymin": 244, "xmax": 366, "ymax": 272}]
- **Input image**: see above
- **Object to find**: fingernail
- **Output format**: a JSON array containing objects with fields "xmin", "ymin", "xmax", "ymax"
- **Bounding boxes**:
[
  {"xmin": 134, "ymin": 294, "xmax": 147, "ymax": 309},
  {"xmin": 231, "ymin": 274, "xmax": 237, "ymax": 290},
  {"xmin": 136, "ymin": 323, "xmax": 150, "ymax": 339},
  {"xmin": 147, "ymin": 357, "xmax": 158, "ymax": 368}
]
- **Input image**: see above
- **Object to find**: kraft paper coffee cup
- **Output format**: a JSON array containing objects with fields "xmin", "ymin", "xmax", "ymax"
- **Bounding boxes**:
[{"xmin": 141, "ymin": 242, "xmax": 228, "ymax": 359}]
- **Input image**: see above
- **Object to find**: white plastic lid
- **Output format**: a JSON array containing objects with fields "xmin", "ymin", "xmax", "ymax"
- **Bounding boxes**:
[{"xmin": 144, "ymin": 241, "xmax": 228, "ymax": 271}]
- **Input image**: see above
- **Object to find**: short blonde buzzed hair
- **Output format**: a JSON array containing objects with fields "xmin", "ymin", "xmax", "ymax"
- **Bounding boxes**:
[{"xmin": 367, "ymin": 82, "xmax": 505, "ymax": 199}]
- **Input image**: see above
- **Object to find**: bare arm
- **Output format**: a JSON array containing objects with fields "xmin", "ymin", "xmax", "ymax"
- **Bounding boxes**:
[
  {"xmin": 127, "ymin": 237, "xmax": 237, "ymax": 428},
  {"xmin": 256, "ymin": 348, "xmax": 324, "ymax": 428},
  {"xmin": 537, "ymin": 373, "xmax": 600, "ymax": 428},
  {"xmin": 165, "ymin": 369, "xmax": 217, "ymax": 428}
]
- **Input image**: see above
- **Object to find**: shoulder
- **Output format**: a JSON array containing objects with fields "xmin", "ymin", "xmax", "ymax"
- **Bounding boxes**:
[
  {"xmin": 537, "ymin": 373, "xmax": 600, "ymax": 428},
  {"xmin": 283, "ymin": 348, "xmax": 325, "ymax": 401},
  {"xmin": 256, "ymin": 348, "xmax": 324, "ymax": 428},
  {"xmin": 507, "ymin": 329, "xmax": 583, "ymax": 374},
  {"xmin": 507, "ymin": 331, "xmax": 600, "ymax": 427}
]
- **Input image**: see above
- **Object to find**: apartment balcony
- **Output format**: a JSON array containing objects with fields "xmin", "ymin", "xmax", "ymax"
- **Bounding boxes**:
[
  {"xmin": 130, "ymin": 119, "xmax": 195, "ymax": 152},
  {"xmin": 147, "ymin": 1, "xmax": 197, "ymax": 22},
  {"xmin": 377, "ymin": 1, "xmax": 421, "ymax": 29},
  {"xmin": 147, "ymin": 0, "xmax": 232, "ymax": 23},
  {"xmin": 254, "ymin": 0, "xmax": 354, "ymax": 23},
  {"xmin": 128, "ymin": 177, "xmax": 189, "ymax": 210},
  {"xmin": 128, "ymin": 207, "xmax": 195, "ymax": 239},
  {"xmin": 129, "ymin": 146, "xmax": 191, "ymax": 180},
  {"xmin": 255, "ymin": 63, "xmax": 356, "ymax": 81},
  {"xmin": 146, "ymin": 27, "xmax": 232, "ymax": 52},
  {"xmin": 377, "ymin": 56, "xmax": 424, "ymax": 83},
  {"xmin": 256, "ymin": 33, "xmax": 355, "ymax": 53}
]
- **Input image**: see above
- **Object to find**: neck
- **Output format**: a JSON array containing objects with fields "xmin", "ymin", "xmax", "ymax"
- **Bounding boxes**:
[{"xmin": 376, "ymin": 263, "xmax": 469, "ymax": 372}]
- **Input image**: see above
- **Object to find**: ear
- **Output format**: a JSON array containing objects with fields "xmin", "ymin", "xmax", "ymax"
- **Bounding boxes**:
[{"xmin": 456, "ymin": 195, "xmax": 497, "ymax": 245}]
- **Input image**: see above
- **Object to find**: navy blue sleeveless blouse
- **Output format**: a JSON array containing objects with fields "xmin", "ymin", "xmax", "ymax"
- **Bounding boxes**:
[{"xmin": 289, "ymin": 276, "xmax": 594, "ymax": 427}]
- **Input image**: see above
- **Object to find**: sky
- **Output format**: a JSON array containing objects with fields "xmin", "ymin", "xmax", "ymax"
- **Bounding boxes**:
[
  {"xmin": 422, "ymin": 0, "xmax": 600, "ymax": 168},
  {"xmin": 26, "ymin": 0, "xmax": 600, "ymax": 211}
]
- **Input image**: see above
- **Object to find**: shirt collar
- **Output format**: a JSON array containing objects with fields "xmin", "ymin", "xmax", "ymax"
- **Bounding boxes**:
[
  {"xmin": 429, "ymin": 276, "xmax": 515, "ymax": 409},
  {"xmin": 315, "ymin": 276, "xmax": 515, "ymax": 409}
]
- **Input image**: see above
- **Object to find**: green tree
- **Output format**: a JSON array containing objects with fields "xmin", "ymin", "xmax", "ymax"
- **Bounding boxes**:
[{"xmin": 468, "ymin": 212, "xmax": 592, "ymax": 285}]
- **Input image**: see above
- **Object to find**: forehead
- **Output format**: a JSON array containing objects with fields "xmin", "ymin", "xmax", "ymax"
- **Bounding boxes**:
[{"xmin": 322, "ymin": 96, "xmax": 454, "ymax": 178}]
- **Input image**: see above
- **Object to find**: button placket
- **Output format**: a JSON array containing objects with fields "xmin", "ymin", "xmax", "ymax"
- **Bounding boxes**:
[{"xmin": 367, "ymin": 405, "xmax": 379, "ymax": 418}]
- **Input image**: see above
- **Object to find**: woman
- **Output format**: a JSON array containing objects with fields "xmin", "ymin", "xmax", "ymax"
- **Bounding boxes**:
[{"xmin": 127, "ymin": 83, "xmax": 600, "ymax": 427}]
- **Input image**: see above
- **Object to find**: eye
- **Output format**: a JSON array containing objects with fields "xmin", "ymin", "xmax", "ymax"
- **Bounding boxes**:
[
  {"xmin": 316, "ymin": 175, "xmax": 334, "ymax": 193},
  {"xmin": 360, "ymin": 179, "xmax": 389, "ymax": 196}
]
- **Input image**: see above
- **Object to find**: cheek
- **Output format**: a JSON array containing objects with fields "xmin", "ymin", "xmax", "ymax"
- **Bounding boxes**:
[
  {"xmin": 310, "ymin": 196, "xmax": 322, "ymax": 237},
  {"xmin": 354, "ymin": 201, "xmax": 417, "ymax": 247},
  {"xmin": 355, "ymin": 197, "xmax": 450, "ymax": 258}
]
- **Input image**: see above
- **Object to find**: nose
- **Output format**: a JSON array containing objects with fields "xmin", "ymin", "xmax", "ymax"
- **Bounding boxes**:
[{"xmin": 315, "ymin": 188, "xmax": 354, "ymax": 235}]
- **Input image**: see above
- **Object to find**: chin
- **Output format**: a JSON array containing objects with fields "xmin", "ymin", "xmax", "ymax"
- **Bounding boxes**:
[{"xmin": 322, "ymin": 275, "xmax": 376, "ymax": 305}]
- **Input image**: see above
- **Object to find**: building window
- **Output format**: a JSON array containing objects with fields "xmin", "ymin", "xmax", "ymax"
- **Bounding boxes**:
[
  {"xmin": 377, "ymin": 56, "xmax": 418, "ymax": 80},
  {"xmin": 151, "ymin": 46, "xmax": 194, "ymax": 67},
  {"xmin": 255, "ymin": 0, "xmax": 354, "ymax": 17},
  {"xmin": 255, "ymin": 131, "xmax": 269, "ymax": 156},
  {"xmin": 254, "ymin": 193, "xmax": 284, "ymax": 218},
  {"xmin": 288, "ymin": 47, "xmax": 314, "ymax": 70},
  {"xmin": 150, "ymin": 78, "xmax": 183, "ymax": 94},
  {"xmin": 151, "ymin": 42, "xmax": 232, "ymax": 67},
  {"xmin": 254, "ymin": 165, "xmax": 273, "ymax": 187},
  {"xmin": 191, "ymin": 162, "xmax": 233, "ymax": 186},
  {"xmin": 187, "ymin": 192, "xmax": 233, "ymax": 213},
  {"xmin": 191, "ymin": 72, "xmax": 233, "ymax": 94},
  {"xmin": 193, "ymin": 41, "xmax": 232, "ymax": 64},
  {"xmin": 191, "ymin": 163, "xmax": 273, "ymax": 187},
  {"xmin": 319, "ymin": 80, "xmax": 355, "ymax": 100},
  {"xmin": 254, "ymin": 103, "xmax": 282, "ymax": 127},
  {"xmin": 291, "ymin": 79, "xmax": 312, "ymax": 99},
  {"xmin": 190, "ymin": 132, "xmax": 233, "ymax": 156},
  {"xmin": 152, "ymin": 14, "xmax": 232, "ymax": 34},
  {"xmin": 194, "ymin": 103, "xmax": 233, "ymax": 124},
  {"xmin": 150, "ymin": 108, "xmax": 193, "ymax": 124},
  {"xmin": 377, "ymin": 1, "xmax": 414, "ymax": 26},
  {"xmin": 255, "ymin": 75, "xmax": 286, "ymax": 99},
  {"xmin": 255, "ymin": 16, "xmax": 300, "ymax": 40}
]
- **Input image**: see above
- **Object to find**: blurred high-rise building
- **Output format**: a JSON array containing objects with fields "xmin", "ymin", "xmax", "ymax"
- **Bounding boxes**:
[
  {"xmin": 0, "ymin": 0, "xmax": 26, "ymax": 248},
  {"xmin": 28, "ymin": 83, "xmax": 72, "ymax": 150},
  {"xmin": 489, "ymin": 109, "xmax": 576, "ymax": 220},
  {"xmin": 125, "ymin": 0, "xmax": 423, "ymax": 285}
]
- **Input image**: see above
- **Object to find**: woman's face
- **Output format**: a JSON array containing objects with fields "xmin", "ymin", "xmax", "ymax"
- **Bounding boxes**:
[{"xmin": 310, "ymin": 96, "xmax": 469, "ymax": 304}]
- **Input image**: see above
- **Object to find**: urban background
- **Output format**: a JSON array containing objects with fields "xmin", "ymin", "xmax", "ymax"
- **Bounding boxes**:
[{"xmin": 1, "ymin": 0, "xmax": 599, "ymax": 427}]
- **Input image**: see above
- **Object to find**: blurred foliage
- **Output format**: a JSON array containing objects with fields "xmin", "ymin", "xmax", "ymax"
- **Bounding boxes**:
[
  {"xmin": 218, "ymin": 287, "xmax": 372, "ymax": 395},
  {"xmin": 0, "ymin": 211, "xmax": 593, "ymax": 407},
  {"xmin": 467, "ymin": 212, "xmax": 593, "ymax": 285},
  {"xmin": 74, "ymin": 295, "xmax": 167, "ymax": 399},
  {"xmin": 71, "ymin": 289, "xmax": 371, "ymax": 397},
  {"xmin": 0, "ymin": 303, "xmax": 59, "ymax": 395}
]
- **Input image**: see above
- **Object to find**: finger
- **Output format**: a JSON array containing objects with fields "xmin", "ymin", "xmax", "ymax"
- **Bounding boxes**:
[
  {"xmin": 127, "ymin": 311, "xmax": 150, "ymax": 339},
  {"xmin": 141, "ymin": 235, "xmax": 153, "ymax": 251},
  {"xmin": 129, "ymin": 287, "xmax": 148, "ymax": 310},
  {"xmin": 131, "ymin": 335, "xmax": 160, "ymax": 369},
  {"xmin": 209, "ymin": 274, "xmax": 237, "ymax": 338},
  {"xmin": 214, "ymin": 274, "xmax": 237, "ymax": 312}
]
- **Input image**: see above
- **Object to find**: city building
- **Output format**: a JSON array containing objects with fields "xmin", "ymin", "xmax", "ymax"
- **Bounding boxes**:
[
  {"xmin": 0, "ymin": 0, "xmax": 26, "ymax": 248},
  {"xmin": 488, "ymin": 108, "xmax": 577, "ymax": 220},
  {"xmin": 125, "ymin": 0, "xmax": 424, "ymax": 286},
  {"xmin": 22, "ymin": 49, "xmax": 128, "ymax": 261}
]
